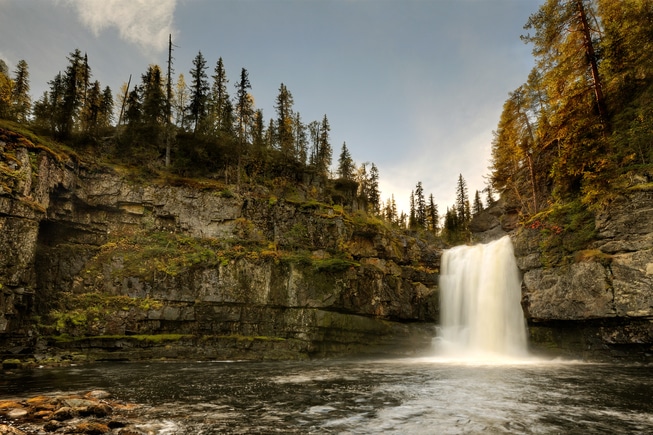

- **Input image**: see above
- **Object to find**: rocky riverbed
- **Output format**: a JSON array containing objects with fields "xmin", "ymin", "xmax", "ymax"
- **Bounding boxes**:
[{"xmin": 0, "ymin": 390, "xmax": 153, "ymax": 435}]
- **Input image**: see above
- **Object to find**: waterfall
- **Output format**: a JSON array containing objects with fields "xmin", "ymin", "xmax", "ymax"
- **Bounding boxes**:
[{"xmin": 435, "ymin": 235, "xmax": 528, "ymax": 359}]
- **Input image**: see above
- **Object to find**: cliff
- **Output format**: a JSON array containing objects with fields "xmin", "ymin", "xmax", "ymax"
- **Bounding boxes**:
[
  {"xmin": 0, "ymin": 127, "xmax": 439, "ymax": 364},
  {"xmin": 471, "ymin": 188, "xmax": 653, "ymax": 361}
]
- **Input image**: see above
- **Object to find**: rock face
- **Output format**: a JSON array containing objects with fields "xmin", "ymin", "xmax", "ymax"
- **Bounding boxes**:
[
  {"xmin": 512, "ymin": 191, "xmax": 653, "ymax": 360},
  {"xmin": 0, "ymin": 135, "xmax": 439, "ymax": 362}
]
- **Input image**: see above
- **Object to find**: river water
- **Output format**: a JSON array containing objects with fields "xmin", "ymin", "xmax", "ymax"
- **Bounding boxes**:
[
  {"xmin": 3, "ymin": 238, "xmax": 651, "ymax": 433},
  {"xmin": 2, "ymin": 357, "xmax": 653, "ymax": 434}
]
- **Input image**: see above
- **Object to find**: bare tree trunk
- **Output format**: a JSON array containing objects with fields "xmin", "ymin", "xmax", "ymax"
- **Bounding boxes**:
[{"xmin": 577, "ymin": 0, "xmax": 609, "ymax": 131}]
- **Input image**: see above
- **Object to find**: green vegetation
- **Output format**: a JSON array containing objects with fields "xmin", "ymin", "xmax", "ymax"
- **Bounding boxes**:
[
  {"xmin": 44, "ymin": 293, "xmax": 164, "ymax": 334},
  {"xmin": 490, "ymin": 0, "xmax": 653, "ymax": 261},
  {"xmin": 49, "ymin": 334, "xmax": 191, "ymax": 344},
  {"xmin": 526, "ymin": 199, "xmax": 597, "ymax": 265},
  {"xmin": 0, "ymin": 39, "xmax": 464, "ymax": 246},
  {"xmin": 10, "ymin": 3, "xmax": 650, "ymax": 257}
]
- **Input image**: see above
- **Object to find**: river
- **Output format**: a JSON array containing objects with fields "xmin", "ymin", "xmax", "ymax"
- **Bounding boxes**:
[{"xmin": 2, "ymin": 356, "xmax": 652, "ymax": 434}]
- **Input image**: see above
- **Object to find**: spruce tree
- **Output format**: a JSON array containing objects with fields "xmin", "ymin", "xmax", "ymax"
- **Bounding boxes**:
[
  {"xmin": 209, "ymin": 57, "xmax": 230, "ymax": 135},
  {"xmin": 415, "ymin": 181, "xmax": 426, "ymax": 228},
  {"xmin": 473, "ymin": 190, "xmax": 484, "ymax": 215},
  {"xmin": 235, "ymin": 67, "xmax": 253, "ymax": 186},
  {"xmin": 293, "ymin": 112, "xmax": 308, "ymax": 165},
  {"xmin": 174, "ymin": 73, "xmax": 190, "ymax": 130},
  {"xmin": 275, "ymin": 83, "xmax": 294, "ymax": 159},
  {"xmin": 316, "ymin": 115, "xmax": 332, "ymax": 178},
  {"xmin": 455, "ymin": 174, "xmax": 470, "ymax": 227},
  {"xmin": 337, "ymin": 142, "xmax": 355, "ymax": 180},
  {"xmin": 368, "ymin": 163, "xmax": 380, "ymax": 214},
  {"xmin": 409, "ymin": 190, "xmax": 416, "ymax": 229},
  {"xmin": 427, "ymin": 193, "xmax": 439, "ymax": 234},
  {"xmin": 59, "ymin": 49, "xmax": 87, "ymax": 138},
  {"xmin": 188, "ymin": 51, "xmax": 209, "ymax": 134},
  {"xmin": 11, "ymin": 60, "xmax": 30, "ymax": 122},
  {"xmin": 0, "ymin": 60, "xmax": 11, "ymax": 120}
]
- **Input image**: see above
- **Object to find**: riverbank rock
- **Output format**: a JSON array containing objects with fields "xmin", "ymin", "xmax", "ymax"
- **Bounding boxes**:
[
  {"xmin": 512, "ymin": 189, "xmax": 653, "ymax": 361},
  {"xmin": 0, "ymin": 391, "xmax": 147, "ymax": 434}
]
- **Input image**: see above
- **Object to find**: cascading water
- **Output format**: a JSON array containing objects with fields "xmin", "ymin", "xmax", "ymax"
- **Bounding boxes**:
[{"xmin": 435, "ymin": 235, "xmax": 528, "ymax": 360}]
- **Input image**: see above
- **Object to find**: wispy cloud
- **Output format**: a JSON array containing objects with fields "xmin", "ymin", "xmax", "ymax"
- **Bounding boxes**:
[{"xmin": 66, "ymin": 0, "xmax": 177, "ymax": 53}]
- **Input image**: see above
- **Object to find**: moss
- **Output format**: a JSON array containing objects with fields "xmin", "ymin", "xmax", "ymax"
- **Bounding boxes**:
[
  {"xmin": 49, "ymin": 334, "xmax": 191, "ymax": 343},
  {"xmin": 90, "ymin": 230, "xmax": 223, "ymax": 279},
  {"xmin": 44, "ymin": 294, "xmax": 164, "ymax": 335},
  {"xmin": 574, "ymin": 249, "xmax": 613, "ymax": 265},
  {"xmin": 627, "ymin": 182, "xmax": 653, "ymax": 192},
  {"xmin": 2, "ymin": 358, "xmax": 22, "ymax": 369},
  {"xmin": 314, "ymin": 257, "xmax": 359, "ymax": 273},
  {"xmin": 201, "ymin": 334, "xmax": 286, "ymax": 342},
  {"xmin": 527, "ymin": 199, "xmax": 597, "ymax": 266}
]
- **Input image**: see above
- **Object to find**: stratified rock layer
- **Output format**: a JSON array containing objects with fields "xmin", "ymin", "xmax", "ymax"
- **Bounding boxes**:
[
  {"xmin": 0, "ymin": 133, "xmax": 439, "ymax": 362},
  {"xmin": 513, "ymin": 191, "xmax": 653, "ymax": 360}
]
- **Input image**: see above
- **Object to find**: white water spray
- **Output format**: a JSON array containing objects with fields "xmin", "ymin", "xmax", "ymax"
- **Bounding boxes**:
[{"xmin": 435, "ymin": 236, "xmax": 528, "ymax": 360}]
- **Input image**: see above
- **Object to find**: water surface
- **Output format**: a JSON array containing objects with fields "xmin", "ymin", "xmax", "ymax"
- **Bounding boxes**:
[{"xmin": 2, "ymin": 357, "xmax": 652, "ymax": 434}]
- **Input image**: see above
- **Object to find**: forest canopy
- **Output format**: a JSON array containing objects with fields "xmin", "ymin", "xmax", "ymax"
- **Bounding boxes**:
[
  {"xmin": 4, "ymin": 0, "xmax": 648, "ymax": 248},
  {"xmin": 490, "ymin": 0, "xmax": 653, "ymax": 219}
]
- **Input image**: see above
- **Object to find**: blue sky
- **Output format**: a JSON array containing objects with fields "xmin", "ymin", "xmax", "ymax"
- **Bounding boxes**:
[{"xmin": 0, "ymin": 0, "xmax": 543, "ymax": 215}]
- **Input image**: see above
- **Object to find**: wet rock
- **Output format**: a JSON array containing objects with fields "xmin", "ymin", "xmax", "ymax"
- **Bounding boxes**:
[
  {"xmin": 6, "ymin": 408, "xmax": 28, "ymax": 418},
  {"xmin": 51, "ymin": 406, "xmax": 75, "ymax": 421},
  {"xmin": 43, "ymin": 419, "xmax": 64, "ymax": 432},
  {"xmin": 0, "ymin": 391, "xmax": 142, "ymax": 435},
  {"xmin": 85, "ymin": 390, "xmax": 111, "ymax": 400},
  {"xmin": 0, "ymin": 424, "xmax": 26, "ymax": 435},
  {"xmin": 75, "ymin": 421, "xmax": 110, "ymax": 434}
]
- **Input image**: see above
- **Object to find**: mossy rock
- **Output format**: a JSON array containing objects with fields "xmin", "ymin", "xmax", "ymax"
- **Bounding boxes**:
[{"xmin": 2, "ymin": 358, "xmax": 22, "ymax": 369}]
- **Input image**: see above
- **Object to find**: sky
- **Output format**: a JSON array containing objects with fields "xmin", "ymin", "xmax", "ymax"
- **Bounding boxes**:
[{"xmin": 0, "ymin": 0, "xmax": 544, "ymax": 216}]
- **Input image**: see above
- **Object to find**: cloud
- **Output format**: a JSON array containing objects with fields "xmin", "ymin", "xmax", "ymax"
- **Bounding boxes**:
[{"xmin": 66, "ymin": 0, "xmax": 177, "ymax": 53}]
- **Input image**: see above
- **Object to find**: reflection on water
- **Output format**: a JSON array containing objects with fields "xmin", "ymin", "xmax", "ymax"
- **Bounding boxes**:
[{"xmin": 2, "ymin": 358, "xmax": 653, "ymax": 434}]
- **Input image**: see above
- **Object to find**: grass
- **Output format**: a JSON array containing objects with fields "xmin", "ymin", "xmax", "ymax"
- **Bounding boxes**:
[
  {"xmin": 50, "ymin": 334, "xmax": 191, "ymax": 343},
  {"xmin": 526, "ymin": 199, "xmax": 597, "ymax": 266}
]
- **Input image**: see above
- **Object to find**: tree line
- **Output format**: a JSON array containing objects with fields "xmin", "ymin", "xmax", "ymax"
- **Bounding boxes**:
[
  {"xmin": 0, "ymin": 44, "xmax": 486, "ymax": 240},
  {"xmin": 491, "ymin": 0, "xmax": 653, "ymax": 220}
]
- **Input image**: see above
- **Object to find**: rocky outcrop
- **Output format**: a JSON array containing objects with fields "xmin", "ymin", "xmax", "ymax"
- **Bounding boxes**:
[
  {"xmin": 0, "ymin": 133, "xmax": 439, "ymax": 362},
  {"xmin": 0, "ymin": 390, "xmax": 148, "ymax": 435},
  {"xmin": 468, "ymin": 188, "xmax": 653, "ymax": 360},
  {"xmin": 513, "ymin": 190, "xmax": 653, "ymax": 360}
]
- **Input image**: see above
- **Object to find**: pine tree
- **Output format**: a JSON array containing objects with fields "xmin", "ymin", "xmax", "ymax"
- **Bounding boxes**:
[
  {"xmin": 275, "ymin": 83, "xmax": 295, "ymax": 159},
  {"xmin": 0, "ymin": 60, "xmax": 12, "ymax": 120},
  {"xmin": 367, "ymin": 163, "xmax": 380, "ymax": 214},
  {"xmin": 409, "ymin": 190, "xmax": 416, "ymax": 229},
  {"xmin": 99, "ymin": 86, "xmax": 114, "ymax": 131},
  {"xmin": 316, "ymin": 115, "xmax": 332, "ymax": 178},
  {"xmin": 32, "ymin": 91, "xmax": 51, "ymax": 131},
  {"xmin": 398, "ymin": 211, "xmax": 408, "ymax": 229},
  {"xmin": 208, "ymin": 57, "xmax": 230, "ymax": 135},
  {"xmin": 174, "ymin": 73, "xmax": 190, "ymax": 130},
  {"xmin": 59, "ymin": 49, "xmax": 87, "ymax": 138},
  {"xmin": 46, "ymin": 72, "xmax": 65, "ymax": 135},
  {"xmin": 188, "ymin": 51, "xmax": 209, "ymax": 134},
  {"xmin": 455, "ymin": 174, "xmax": 470, "ymax": 227},
  {"xmin": 293, "ymin": 113, "xmax": 308, "ymax": 165},
  {"xmin": 337, "ymin": 142, "xmax": 355, "ymax": 180},
  {"xmin": 11, "ymin": 60, "xmax": 30, "ymax": 122},
  {"xmin": 472, "ymin": 190, "xmax": 484, "ymax": 215},
  {"xmin": 426, "ymin": 193, "xmax": 439, "ymax": 234},
  {"xmin": 80, "ymin": 80, "xmax": 102, "ymax": 135},
  {"xmin": 522, "ymin": 0, "xmax": 610, "ymax": 202},
  {"xmin": 484, "ymin": 185, "xmax": 495, "ymax": 208},
  {"xmin": 234, "ymin": 67, "xmax": 253, "ymax": 186},
  {"xmin": 141, "ymin": 65, "xmax": 166, "ymax": 148},
  {"xmin": 384, "ymin": 195, "xmax": 398, "ymax": 224},
  {"xmin": 415, "ymin": 181, "xmax": 426, "ymax": 228}
]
